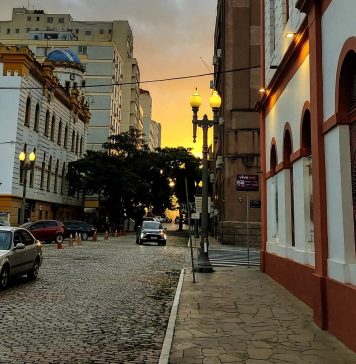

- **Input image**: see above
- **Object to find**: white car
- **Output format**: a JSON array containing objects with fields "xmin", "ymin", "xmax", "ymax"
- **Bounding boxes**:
[
  {"xmin": 0, "ymin": 227, "xmax": 43, "ymax": 290},
  {"xmin": 136, "ymin": 221, "xmax": 167, "ymax": 246}
]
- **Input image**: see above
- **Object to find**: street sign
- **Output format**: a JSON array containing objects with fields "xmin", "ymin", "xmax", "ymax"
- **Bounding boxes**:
[
  {"xmin": 250, "ymin": 200, "xmax": 261, "ymax": 208},
  {"xmin": 191, "ymin": 212, "xmax": 200, "ymax": 219},
  {"xmin": 194, "ymin": 196, "xmax": 211, "ymax": 213},
  {"xmin": 236, "ymin": 174, "xmax": 259, "ymax": 191}
]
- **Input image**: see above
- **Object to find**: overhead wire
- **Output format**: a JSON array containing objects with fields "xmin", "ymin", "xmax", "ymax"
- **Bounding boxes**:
[{"xmin": 0, "ymin": 65, "xmax": 260, "ymax": 90}]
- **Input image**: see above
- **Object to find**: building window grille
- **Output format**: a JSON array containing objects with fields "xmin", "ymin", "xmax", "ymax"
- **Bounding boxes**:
[
  {"xmin": 58, "ymin": 17, "xmax": 64, "ymax": 23},
  {"xmin": 47, "ymin": 17, "xmax": 54, "ymax": 23}
]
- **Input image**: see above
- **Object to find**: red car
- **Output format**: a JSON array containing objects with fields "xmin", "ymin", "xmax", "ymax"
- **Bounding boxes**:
[{"xmin": 20, "ymin": 220, "xmax": 65, "ymax": 244}]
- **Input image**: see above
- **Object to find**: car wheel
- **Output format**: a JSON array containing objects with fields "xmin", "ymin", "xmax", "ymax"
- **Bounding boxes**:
[
  {"xmin": 161, "ymin": 240, "xmax": 167, "ymax": 246},
  {"xmin": 138, "ymin": 239, "xmax": 143, "ymax": 245},
  {"xmin": 82, "ymin": 232, "xmax": 89, "ymax": 241},
  {"xmin": 0, "ymin": 265, "xmax": 9, "ymax": 290},
  {"xmin": 55, "ymin": 234, "xmax": 64, "ymax": 244},
  {"xmin": 28, "ymin": 258, "xmax": 40, "ymax": 281}
]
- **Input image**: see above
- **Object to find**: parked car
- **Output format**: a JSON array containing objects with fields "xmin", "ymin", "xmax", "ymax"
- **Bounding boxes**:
[
  {"xmin": 20, "ymin": 220, "xmax": 65, "ymax": 244},
  {"xmin": 0, "ymin": 226, "xmax": 43, "ymax": 290},
  {"xmin": 62, "ymin": 220, "xmax": 95, "ymax": 241},
  {"xmin": 136, "ymin": 221, "xmax": 167, "ymax": 246}
]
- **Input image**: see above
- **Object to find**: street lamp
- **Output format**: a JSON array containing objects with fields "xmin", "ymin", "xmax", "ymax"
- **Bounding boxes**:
[
  {"xmin": 190, "ymin": 88, "xmax": 221, "ymax": 272},
  {"xmin": 18, "ymin": 144, "xmax": 36, "ymax": 225}
]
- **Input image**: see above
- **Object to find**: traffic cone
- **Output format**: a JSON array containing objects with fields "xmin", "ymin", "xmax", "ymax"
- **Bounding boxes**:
[
  {"xmin": 57, "ymin": 240, "xmax": 63, "ymax": 249},
  {"xmin": 68, "ymin": 234, "xmax": 73, "ymax": 246},
  {"xmin": 92, "ymin": 230, "xmax": 97, "ymax": 241},
  {"xmin": 74, "ymin": 232, "xmax": 78, "ymax": 244},
  {"xmin": 77, "ymin": 233, "xmax": 82, "ymax": 245},
  {"xmin": 104, "ymin": 231, "xmax": 109, "ymax": 240}
]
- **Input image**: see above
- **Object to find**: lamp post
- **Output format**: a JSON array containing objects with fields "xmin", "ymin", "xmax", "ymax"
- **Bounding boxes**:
[
  {"xmin": 18, "ymin": 144, "xmax": 36, "ymax": 225},
  {"xmin": 190, "ymin": 88, "xmax": 221, "ymax": 273}
]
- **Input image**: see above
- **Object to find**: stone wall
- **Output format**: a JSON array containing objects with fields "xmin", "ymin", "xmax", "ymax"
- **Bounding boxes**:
[{"xmin": 217, "ymin": 221, "xmax": 261, "ymax": 248}]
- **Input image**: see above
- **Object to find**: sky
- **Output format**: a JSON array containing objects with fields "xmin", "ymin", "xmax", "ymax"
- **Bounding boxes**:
[{"xmin": 0, "ymin": 0, "xmax": 218, "ymax": 155}]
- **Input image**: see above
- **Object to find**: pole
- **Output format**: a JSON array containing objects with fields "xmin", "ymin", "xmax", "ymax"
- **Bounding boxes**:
[
  {"xmin": 195, "ymin": 115, "xmax": 214, "ymax": 272},
  {"xmin": 185, "ymin": 177, "xmax": 195, "ymax": 283},
  {"xmin": 247, "ymin": 194, "xmax": 250, "ymax": 268},
  {"xmin": 21, "ymin": 166, "xmax": 27, "ymax": 225}
]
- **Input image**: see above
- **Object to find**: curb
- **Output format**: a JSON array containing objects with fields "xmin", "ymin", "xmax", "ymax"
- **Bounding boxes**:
[{"xmin": 158, "ymin": 267, "xmax": 186, "ymax": 364}]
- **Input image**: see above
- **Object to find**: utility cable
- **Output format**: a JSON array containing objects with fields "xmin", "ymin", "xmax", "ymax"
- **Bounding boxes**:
[{"xmin": 0, "ymin": 65, "xmax": 260, "ymax": 90}]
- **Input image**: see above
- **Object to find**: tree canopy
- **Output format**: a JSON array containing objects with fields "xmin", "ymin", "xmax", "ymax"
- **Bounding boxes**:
[{"xmin": 67, "ymin": 129, "xmax": 201, "ymax": 230}]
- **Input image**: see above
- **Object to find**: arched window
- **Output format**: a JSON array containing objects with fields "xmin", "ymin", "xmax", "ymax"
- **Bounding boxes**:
[
  {"xmin": 270, "ymin": 142, "xmax": 278, "ymax": 237},
  {"xmin": 54, "ymin": 160, "xmax": 59, "ymax": 193},
  {"xmin": 61, "ymin": 162, "xmax": 66, "ymax": 195},
  {"xmin": 47, "ymin": 157, "xmax": 52, "ymax": 191},
  {"xmin": 24, "ymin": 96, "xmax": 31, "ymax": 126},
  {"xmin": 64, "ymin": 125, "xmax": 68, "ymax": 149},
  {"xmin": 57, "ymin": 120, "xmax": 62, "ymax": 145},
  {"xmin": 71, "ymin": 130, "xmax": 75, "ymax": 152},
  {"xmin": 34, "ymin": 103, "xmax": 40, "ymax": 131},
  {"xmin": 283, "ymin": 127, "xmax": 294, "ymax": 246},
  {"xmin": 79, "ymin": 137, "xmax": 83, "ymax": 156},
  {"xmin": 270, "ymin": 142, "xmax": 277, "ymax": 173},
  {"xmin": 75, "ymin": 134, "xmax": 79, "ymax": 155},
  {"xmin": 44, "ymin": 110, "xmax": 50, "ymax": 137},
  {"xmin": 50, "ymin": 114, "xmax": 56, "ymax": 141}
]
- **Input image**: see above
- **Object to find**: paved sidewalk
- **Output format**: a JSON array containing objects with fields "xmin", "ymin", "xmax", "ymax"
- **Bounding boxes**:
[{"xmin": 169, "ymin": 264, "xmax": 356, "ymax": 363}]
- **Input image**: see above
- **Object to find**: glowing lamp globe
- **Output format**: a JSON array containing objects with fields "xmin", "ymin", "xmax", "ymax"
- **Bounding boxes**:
[
  {"xmin": 190, "ymin": 88, "xmax": 202, "ymax": 108},
  {"xmin": 209, "ymin": 90, "xmax": 221, "ymax": 109}
]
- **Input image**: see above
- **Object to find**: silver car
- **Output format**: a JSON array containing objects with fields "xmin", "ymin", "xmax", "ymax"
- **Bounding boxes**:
[
  {"xmin": 0, "ymin": 227, "xmax": 43, "ymax": 290},
  {"xmin": 136, "ymin": 221, "xmax": 167, "ymax": 246}
]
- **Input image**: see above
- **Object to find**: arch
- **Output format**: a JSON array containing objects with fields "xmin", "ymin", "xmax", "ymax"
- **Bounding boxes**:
[
  {"xmin": 335, "ymin": 37, "xmax": 356, "ymax": 122},
  {"xmin": 270, "ymin": 138, "xmax": 278, "ymax": 172},
  {"xmin": 57, "ymin": 120, "xmax": 62, "ymax": 145},
  {"xmin": 300, "ymin": 102, "xmax": 312, "ymax": 154},
  {"xmin": 44, "ymin": 110, "xmax": 50, "ymax": 137},
  {"xmin": 34, "ymin": 103, "xmax": 40, "ymax": 131},
  {"xmin": 283, "ymin": 122, "xmax": 293, "ymax": 163},
  {"xmin": 24, "ymin": 96, "xmax": 31, "ymax": 126}
]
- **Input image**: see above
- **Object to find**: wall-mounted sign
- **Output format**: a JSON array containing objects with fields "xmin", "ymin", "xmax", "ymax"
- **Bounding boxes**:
[
  {"xmin": 250, "ymin": 200, "xmax": 261, "ymax": 208},
  {"xmin": 236, "ymin": 174, "xmax": 259, "ymax": 191}
]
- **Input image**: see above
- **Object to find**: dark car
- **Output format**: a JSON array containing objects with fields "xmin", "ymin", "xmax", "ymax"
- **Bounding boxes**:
[
  {"xmin": 20, "ymin": 220, "xmax": 65, "ymax": 244},
  {"xmin": 63, "ymin": 220, "xmax": 95, "ymax": 241},
  {"xmin": 136, "ymin": 221, "xmax": 167, "ymax": 246}
]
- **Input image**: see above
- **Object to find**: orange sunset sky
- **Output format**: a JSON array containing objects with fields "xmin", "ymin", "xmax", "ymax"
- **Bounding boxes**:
[{"xmin": 0, "ymin": 0, "xmax": 218, "ymax": 156}]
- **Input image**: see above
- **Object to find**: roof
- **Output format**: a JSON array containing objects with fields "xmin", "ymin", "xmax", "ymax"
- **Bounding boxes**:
[{"xmin": 46, "ymin": 49, "xmax": 81, "ymax": 65}]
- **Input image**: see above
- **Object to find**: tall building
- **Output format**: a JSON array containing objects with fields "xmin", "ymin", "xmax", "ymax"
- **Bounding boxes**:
[
  {"xmin": 259, "ymin": 0, "xmax": 356, "ymax": 352},
  {"xmin": 140, "ymin": 89, "xmax": 161, "ymax": 150},
  {"xmin": 0, "ymin": 46, "xmax": 90, "ymax": 225},
  {"xmin": 213, "ymin": 0, "xmax": 261, "ymax": 246},
  {"xmin": 0, "ymin": 7, "xmax": 142, "ymax": 150}
]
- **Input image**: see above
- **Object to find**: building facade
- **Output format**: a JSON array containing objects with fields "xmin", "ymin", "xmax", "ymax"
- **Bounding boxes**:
[
  {"xmin": 213, "ymin": 0, "xmax": 261, "ymax": 246},
  {"xmin": 140, "ymin": 89, "xmax": 161, "ymax": 150},
  {"xmin": 0, "ymin": 46, "xmax": 90, "ymax": 225},
  {"xmin": 0, "ymin": 8, "xmax": 142, "ymax": 150},
  {"xmin": 259, "ymin": 0, "xmax": 356, "ymax": 352}
]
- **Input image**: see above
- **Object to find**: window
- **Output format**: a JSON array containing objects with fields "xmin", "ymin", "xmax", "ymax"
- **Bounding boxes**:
[
  {"xmin": 81, "ymin": 80, "xmax": 86, "ymax": 88},
  {"xmin": 61, "ymin": 162, "xmax": 66, "ymax": 195},
  {"xmin": 75, "ymin": 29, "xmax": 79, "ymax": 34},
  {"xmin": 75, "ymin": 134, "xmax": 79, "ymax": 155},
  {"xmin": 108, "ymin": 29, "xmax": 112, "ymax": 34},
  {"xmin": 26, "ymin": 28, "xmax": 30, "ymax": 33},
  {"xmin": 6, "ymin": 29, "xmax": 10, "ymax": 34},
  {"xmin": 34, "ymin": 103, "xmax": 40, "ymax": 131},
  {"xmin": 57, "ymin": 120, "xmax": 62, "ymax": 145},
  {"xmin": 44, "ymin": 110, "xmax": 50, "ymax": 137},
  {"xmin": 64, "ymin": 125, "xmax": 68, "ymax": 148},
  {"xmin": 54, "ymin": 160, "xmax": 59, "ymax": 193},
  {"xmin": 78, "ymin": 45, "xmax": 87, "ymax": 55},
  {"xmin": 85, "ymin": 30, "xmax": 91, "ymax": 36},
  {"xmin": 47, "ymin": 17, "xmax": 54, "ymax": 23},
  {"xmin": 15, "ymin": 29, "xmax": 19, "ymax": 34},
  {"xmin": 40, "ymin": 161, "xmax": 45, "ymax": 189},
  {"xmin": 24, "ymin": 96, "xmax": 31, "ymax": 126},
  {"xmin": 71, "ymin": 131, "xmax": 75, "ymax": 152},
  {"xmin": 58, "ymin": 17, "xmax": 64, "ymax": 23},
  {"xmin": 47, "ymin": 157, "xmax": 52, "ymax": 191},
  {"xmin": 50, "ymin": 115, "xmax": 56, "ymax": 141},
  {"xmin": 36, "ymin": 17, "xmax": 40, "ymax": 21},
  {"xmin": 19, "ymin": 230, "xmax": 34, "ymax": 246},
  {"xmin": 27, "ymin": 16, "xmax": 31, "ymax": 21},
  {"xmin": 65, "ymin": 81, "xmax": 70, "ymax": 92}
]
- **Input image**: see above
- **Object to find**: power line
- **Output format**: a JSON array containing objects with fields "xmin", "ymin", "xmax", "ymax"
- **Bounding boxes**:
[{"xmin": 0, "ymin": 65, "xmax": 260, "ymax": 90}]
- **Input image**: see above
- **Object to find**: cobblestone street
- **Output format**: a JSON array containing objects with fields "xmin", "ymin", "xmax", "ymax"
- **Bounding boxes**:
[{"xmin": 0, "ymin": 227, "xmax": 190, "ymax": 364}]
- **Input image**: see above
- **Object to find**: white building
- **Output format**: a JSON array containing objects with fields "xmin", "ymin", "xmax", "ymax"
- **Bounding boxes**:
[
  {"xmin": 259, "ymin": 0, "xmax": 356, "ymax": 352},
  {"xmin": 0, "ymin": 8, "xmax": 142, "ymax": 150},
  {"xmin": 0, "ymin": 46, "xmax": 90, "ymax": 225}
]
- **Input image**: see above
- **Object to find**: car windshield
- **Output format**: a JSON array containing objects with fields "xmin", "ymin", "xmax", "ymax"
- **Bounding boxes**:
[
  {"xmin": 142, "ymin": 222, "xmax": 161, "ymax": 230},
  {"xmin": 20, "ymin": 222, "xmax": 32, "ymax": 229},
  {"xmin": 0, "ymin": 231, "xmax": 12, "ymax": 250}
]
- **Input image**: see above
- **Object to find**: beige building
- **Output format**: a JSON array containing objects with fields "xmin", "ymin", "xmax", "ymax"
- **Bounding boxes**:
[
  {"xmin": 140, "ymin": 89, "xmax": 161, "ymax": 150},
  {"xmin": 0, "ymin": 7, "xmax": 142, "ymax": 150},
  {"xmin": 213, "ymin": 0, "xmax": 261, "ymax": 246}
]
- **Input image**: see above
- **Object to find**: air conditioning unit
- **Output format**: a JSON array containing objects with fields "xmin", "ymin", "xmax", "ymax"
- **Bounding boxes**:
[{"xmin": 216, "ymin": 156, "xmax": 224, "ymax": 169}]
